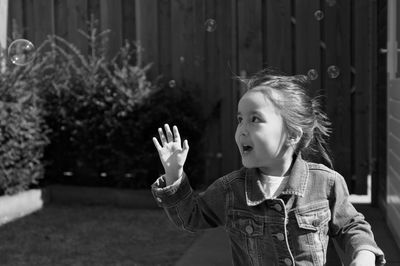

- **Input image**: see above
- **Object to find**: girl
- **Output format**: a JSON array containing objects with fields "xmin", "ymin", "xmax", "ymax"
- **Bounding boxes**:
[{"xmin": 151, "ymin": 70, "xmax": 385, "ymax": 266}]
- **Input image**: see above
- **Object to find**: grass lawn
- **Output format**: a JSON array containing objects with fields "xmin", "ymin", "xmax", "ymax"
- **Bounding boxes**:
[{"xmin": 0, "ymin": 204, "xmax": 200, "ymax": 265}]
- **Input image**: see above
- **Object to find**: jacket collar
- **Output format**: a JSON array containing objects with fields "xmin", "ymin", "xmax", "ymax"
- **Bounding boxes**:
[{"xmin": 245, "ymin": 153, "xmax": 309, "ymax": 206}]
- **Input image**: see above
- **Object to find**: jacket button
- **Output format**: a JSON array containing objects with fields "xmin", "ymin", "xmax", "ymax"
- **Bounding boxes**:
[
  {"xmin": 276, "ymin": 233, "xmax": 284, "ymax": 241},
  {"xmin": 245, "ymin": 225, "xmax": 254, "ymax": 235},
  {"xmin": 284, "ymin": 258, "xmax": 292, "ymax": 265},
  {"xmin": 273, "ymin": 203, "xmax": 282, "ymax": 212},
  {"xmin": 156, "ymin": 197, "xmax": 162, "ymax": 203}
]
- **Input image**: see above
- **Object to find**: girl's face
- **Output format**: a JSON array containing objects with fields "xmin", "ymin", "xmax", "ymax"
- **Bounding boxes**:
[{"xmin": 235, "ymin": 89, "xmax": 291, "ymax": 173}]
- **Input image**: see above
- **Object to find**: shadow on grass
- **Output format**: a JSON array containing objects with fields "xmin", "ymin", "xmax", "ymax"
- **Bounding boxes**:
[{"xmin": 0, "ymin": 204, "xmax": 200, "ymax": 266}]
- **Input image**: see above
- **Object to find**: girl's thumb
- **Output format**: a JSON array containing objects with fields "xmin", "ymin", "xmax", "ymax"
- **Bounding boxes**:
[{"xmin": 183, "ymin": 139, "xmax": 189, "ymax": 150}]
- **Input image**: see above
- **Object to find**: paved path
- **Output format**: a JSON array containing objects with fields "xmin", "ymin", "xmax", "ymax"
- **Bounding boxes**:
[{"xmin": 175, "ymin": 204, "xmax": 400, "ymax": 266}]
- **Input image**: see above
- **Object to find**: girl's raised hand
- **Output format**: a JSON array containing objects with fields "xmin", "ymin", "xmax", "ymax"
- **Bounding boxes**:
[{"xmin": 152, "ymin": 124, "xmax": 189, "ymax": 184}]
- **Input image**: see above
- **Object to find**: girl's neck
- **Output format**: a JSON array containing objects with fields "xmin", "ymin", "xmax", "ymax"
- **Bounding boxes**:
[{"xmin": 258, "ymin": 152, "xmax": 295, "ymax": 176}]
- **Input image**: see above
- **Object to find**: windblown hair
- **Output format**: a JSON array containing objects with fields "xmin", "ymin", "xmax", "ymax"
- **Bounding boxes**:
[{"xmin": 238, "ymin": 68, "xmax": 334, "ymax": 169}]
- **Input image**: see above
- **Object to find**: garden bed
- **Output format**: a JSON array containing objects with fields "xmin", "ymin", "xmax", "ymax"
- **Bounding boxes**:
[{"xmin": 0, "ymin": 204, "xmax": 200, "ymax": 265}]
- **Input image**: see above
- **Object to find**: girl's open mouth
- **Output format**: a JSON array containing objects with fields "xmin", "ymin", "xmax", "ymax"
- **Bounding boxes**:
[{"xmin": 242, "ymin": 145, "xmax": 253, "ymax": 154}]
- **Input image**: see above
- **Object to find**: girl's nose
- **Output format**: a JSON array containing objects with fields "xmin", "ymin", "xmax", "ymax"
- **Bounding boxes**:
[{"xmin": 239, "ymin": 125, "xmax": 248, "ymax": 136}]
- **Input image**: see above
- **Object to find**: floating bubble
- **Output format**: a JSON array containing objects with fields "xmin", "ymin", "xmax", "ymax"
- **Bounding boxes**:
[
  {"xmin": 325, "ymin": 0, "xmax": 336, "ymax": 7},
  {"xmin": 307, "ymin": 69, "xmax": 319, "ymax": 80},
  {"xmin": 124, "ymin": 173, "xmax": 133, "ymax": 178},
  {"xmin": 327, "ymin": 65, "xmax": 340, "ymax": 79},
  {"xmin": 314, "ymin": 10, "xmax": 324, "ymax": 21},
  {"xmin": 179, "ymin": 56, "xmax": 185, "ymax": 63},
  {"xmin": 8, "ymin": 39, "xmax": 35, "ymax": 66},
  {"xmin": 63, "ymin": 171, "xmax": 73, "ymax": 176},
  {"xmin": 168, "ymin": 80, "xmax": 176, "ymax": 88},
  {"xmin": 100, "ymin": 172, "xmax": 107, "ymax": 178},
  {"xmin": 205, "ymin": 19, "xmax": 217, "ymax": 32}
]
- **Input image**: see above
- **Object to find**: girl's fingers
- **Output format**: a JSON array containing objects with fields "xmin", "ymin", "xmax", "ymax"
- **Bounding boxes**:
[
  {"xmin": 164, "ymin": 124, "xmax": 173, "ymax": 143},
  {"xmin": 158, "ymin": 128, "xmax": 167, "ymax": 145},
  {"xmin": 173, "ymin": 125, "xmax": 181, "ymax": 144},
  {"xmin": 152, "ymin": 137, "xmax": 162, "ymax": 151}
]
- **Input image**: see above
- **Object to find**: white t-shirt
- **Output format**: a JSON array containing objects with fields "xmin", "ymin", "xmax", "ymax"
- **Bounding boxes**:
[{"xmin": 257, "ymin": 174, "xmax": 289, "ymax": 199}]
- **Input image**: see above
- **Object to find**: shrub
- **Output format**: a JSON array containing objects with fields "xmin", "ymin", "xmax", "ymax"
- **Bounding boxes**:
[
  {"xmin": 0, "ymin": 54, "xmax": 50, "ymax": 195},
  {"xmin": 38, "ymin": 18, "xmax": 205, "ymax": 189}
]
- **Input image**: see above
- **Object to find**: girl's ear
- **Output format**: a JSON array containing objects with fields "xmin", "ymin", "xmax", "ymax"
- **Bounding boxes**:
[{"xmin": 287, "ymin": 127, "xmax": 303, "ymax": 145}]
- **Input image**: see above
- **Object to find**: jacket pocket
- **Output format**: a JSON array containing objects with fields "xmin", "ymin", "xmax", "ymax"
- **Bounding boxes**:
[
  {"xmin": 294, "ymin": 200, "xmax": 331, "ymax": 231},
  {"xmin": 292, "ymin": 200, "xmax": 331, "ymax": 265}
]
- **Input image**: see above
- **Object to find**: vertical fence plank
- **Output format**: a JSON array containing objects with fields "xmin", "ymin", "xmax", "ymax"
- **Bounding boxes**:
[
  {"xmin": 219, "ymin": 0, "xmax": 239, "ymax": 174},
  {"xmin": 135, "ymin": 0, "xmax": 158, "ymax": 78},
  {"xmin": 121, "ymin": 0, "xmax": 136, "ymax": 43},
  {"xmin": 100, "ymin": 0, "xmax": 122, "ymax": 58},
  {"xmin": 170, "ymin": 0, "xmax": 196, "ymax": 85},
  {"xmin": 295, "ymin": 0, "xmax": 321, "ymax": 93},
  {"xmin": 170, "ymin": 0, "xmax": 185, "ymax": 84},
  {"xmin": 192, "ymin": 0, "xmax": 206, "ymax": 91},
  {"xmin": 24, "ymin": 0, "xmax": 34, "ymax": 42},
  {"xmin": 54, "ymin": 0, "xmax": 68, "ymax": 38},
  {"xmin": 324, "ymin": 0, "xmax": 352, "ymax": 183},
  {"xmin": 237, "ymin": 0, "xmax": 262, "ymax": 75},
  {"xmin": 55, "ymin": 0, "xmax": 88, "ymax": 53},
  {"xmin": 353, "ymin": 0, "xmax": 371, "ymax": 194},
  {"xmin": 158, "ymin": 0, "xmax": 172, "ymax": 79},
  {"xmin": 7, "ymin": 0, "xmax": 23, "ymax": 39},
  {"xmin": 87, "ymin": 0, "xmax": 100, "ymax": 21},
  {"xmin": 203, "ymin": 0, "xmax": 221, "ymax": 183},
  {"xmin": 265, "ymin": 0, "xmax": 292, "ymax": 73},
  {"xmin": 375, "ymin": 0, "xmax": 387, "ymax": 206},
  {"xmin": 67, "ymin": 0, "xmax": 88, "ymax": 54},
  {"xmin": 33, "ymin": 0, "xmax": 54, "ymax": 45}
]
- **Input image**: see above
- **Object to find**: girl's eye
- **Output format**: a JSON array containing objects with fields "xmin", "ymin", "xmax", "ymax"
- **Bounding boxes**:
[
  {"xmin": 237, "ymin": 116, "xmax": 243, "ymax": 123},
  {"xmin": 251, "ymin": 116, "xmax": 261, "ymax": 122}
]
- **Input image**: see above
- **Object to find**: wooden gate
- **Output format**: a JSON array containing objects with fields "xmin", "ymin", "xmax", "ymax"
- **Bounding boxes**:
[{"xmin": 6, "ymin": 0, "xmax": 378, "ymax": 193}]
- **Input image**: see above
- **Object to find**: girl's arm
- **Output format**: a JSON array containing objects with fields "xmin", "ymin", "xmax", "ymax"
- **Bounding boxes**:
[
  {"xmin": 329, "ymin": 172, "xmax": 385, "ymax": 266},
  {"xmin": 151, "ymin": 124, "xmax": 227, "ymax": 231}
]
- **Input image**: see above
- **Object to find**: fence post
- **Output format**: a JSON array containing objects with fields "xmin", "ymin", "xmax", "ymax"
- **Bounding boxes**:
[{"xmin": 0, "ymin": 0, "xmax": 8, "ymax": 73}]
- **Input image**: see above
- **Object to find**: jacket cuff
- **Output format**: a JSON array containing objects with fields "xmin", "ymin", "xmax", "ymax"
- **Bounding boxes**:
[
  {"xmin": 151, "ymin": 173, "xmax": 193, "ymax": 208},
  {"xmin": 352, "ymin": 245, "xmax": 386, "ymax": 265}
]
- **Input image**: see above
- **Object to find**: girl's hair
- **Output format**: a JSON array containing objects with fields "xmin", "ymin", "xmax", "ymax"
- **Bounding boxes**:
[{"xmin": 238, "ymin": 68, "xmax": 334, "ymax": 169}]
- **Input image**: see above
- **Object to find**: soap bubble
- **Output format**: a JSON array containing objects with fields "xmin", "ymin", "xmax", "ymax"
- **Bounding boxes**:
[
  {"xmin": 205, "ymin": 19, "xmax": 217, "ymax": 32},
  {"xmin": 168, "ymin": 80, "xmax": 176, "ymax": 88},
  {"xmin": 314, "ymin": 10, "xmax": 324, "ymax": 21},
  {"xmin": 8, "ymin": 39, "xmax": 36, "ymax": 66},
  {"xmin": 327, "ymin": 65, "xmax": 340, "ymax": 79},
  {"xmin": 307, "ymin": 69, "xmax": 319, "ymax": 80}
]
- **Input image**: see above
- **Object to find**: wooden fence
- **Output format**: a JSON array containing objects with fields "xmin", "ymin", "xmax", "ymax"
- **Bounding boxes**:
[{"xmin": 6, "ymin": 0, "xmax": 379, "ymax": 193}]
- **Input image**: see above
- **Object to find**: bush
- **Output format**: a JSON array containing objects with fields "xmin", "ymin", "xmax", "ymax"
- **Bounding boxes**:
[
  {"xmin": 0, "ymin": 56, "xmax": 50, "ymax": 195},
  {"xmin": 37, "ymin": 18, "xmax": 205, "ymax": 189}
]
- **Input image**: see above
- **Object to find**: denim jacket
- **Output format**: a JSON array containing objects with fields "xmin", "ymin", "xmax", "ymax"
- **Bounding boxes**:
[{"xmin": 151, "ymin": 155, "xmax": 385, "ymax": 266}]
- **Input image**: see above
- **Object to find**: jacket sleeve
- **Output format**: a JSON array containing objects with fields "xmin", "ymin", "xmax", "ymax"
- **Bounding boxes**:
[
  {"xmin": 329, "ymin": 172, "xmax": 385, "ymax": 265},
  {"xmin": 151, "ymin": 173, "xmax": 227, "ymax": 232}
]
